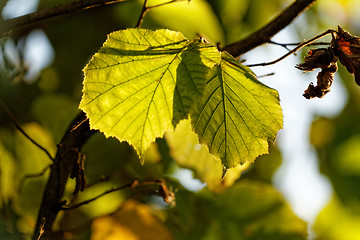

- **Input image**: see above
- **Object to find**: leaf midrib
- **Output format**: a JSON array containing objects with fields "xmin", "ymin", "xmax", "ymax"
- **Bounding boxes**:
[{"xmin": 139, "ymin": 49, "xmax": 184, "ymax": 155}]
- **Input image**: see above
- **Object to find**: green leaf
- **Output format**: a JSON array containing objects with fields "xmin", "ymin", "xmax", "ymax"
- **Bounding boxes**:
[
  {"xmin": 165, "ymin": 119, "xmax": 250, "ymax": 192},
  {"xmin": 313, "ymin": 196, "xmax": 360, "ymax": 240},
  {"xmin": 190, "ymin": 52, "xmax": 283, "ymax": 168},
  {"xmin": 79, "ymin": 28, "xmax": 220, "ymax": 162},
  {"xmin": 31, "ymin": 93, "xmax": 78, "ymax": 141},
  {"xmin": 0, "ymin": 140, "xmax": 16, "ymax": 206},
  {"xmin": 167, "ymin": 180, "xmax": 308, "ymax": 240}
]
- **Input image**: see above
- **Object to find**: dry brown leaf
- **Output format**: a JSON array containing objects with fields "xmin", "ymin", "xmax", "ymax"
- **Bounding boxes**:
[
  {"xmin": 303, "ymin": 63, "xmax": 338, "ymax": 99},
  {"xmin": 297, "ymin": 26, "xmax": 360, "ymax": 98},
  {"xmin": 332, "ymin": 26, "xmax": 360, "ymax": 86},
  {"xmin": 296, "ymin": 48, "xmax": 337, "ymax": 72},
  {"xmin": 297, "ymin": 47, "xmax": 338, "ymax": 99}
]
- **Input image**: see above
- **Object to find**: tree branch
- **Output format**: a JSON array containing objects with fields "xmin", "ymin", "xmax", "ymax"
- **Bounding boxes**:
[
  {"xmin": 0, "ymin": 0, "xmax": 128, "ymax": 37},
  {"xmin": 222, "ymin": 0, "xmax": 317, "ymax": 57},
  {"xmin": 32, "ymin": 111, "xmax": 95, "ymax": 240}
]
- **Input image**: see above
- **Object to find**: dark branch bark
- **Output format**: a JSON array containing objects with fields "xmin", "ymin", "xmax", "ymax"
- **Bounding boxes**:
[
  {"xmin": 0, "ymin": 0, "xmax": 128, "ymax": 37},
  {"xmin": 32, "ymin": 112, "xmax": 95, "ymax": 240},
  {"xmin": 222, "ymin": 0, "xmax": 317, "ymax": 57}
]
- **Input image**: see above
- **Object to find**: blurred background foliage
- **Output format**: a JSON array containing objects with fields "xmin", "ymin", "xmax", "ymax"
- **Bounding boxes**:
[{"xmin": 1, "ymin": 0, "xmax": 360, "ymax": 239}]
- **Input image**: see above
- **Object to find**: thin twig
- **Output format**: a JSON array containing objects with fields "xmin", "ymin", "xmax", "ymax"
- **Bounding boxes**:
[
  {"xmin": 0, "ymin": 0, "xmax": 128, "ymax": 37},
  {"xmin": 71, "ymin": 117, "xmax": 89, "ymax": 132},
  {"xmin": 257, "ymin": 72, "xmax": 275, "ymax": 78},
  {"xmin": 135, "ymin": 0, "xmax": 188, "ymax": 28},
  {"xmin": 0, "ymin": 97, "xmax": 54, "ymax": 161},
  {"xmin": 37, "ymin": 218, "xmax": 46, "ymax": 240},
  {"xmin": 19, "ymin": 164, "xmax": 52, "ymax": 193},
  {"xmin": 61, "ymin": 179, "xmax": 167, "ymax": 210},
  {"xmin": 268, "ymin": 39, "xmax": 329, "ymax": 52},
  {"xmin": 269, "ymin": 40, "xmax": 329, "ymax": 48},
  {"xmin": 246, "ymin": 29, "xmax": 335, "ymax": 67},
  {"xmin": 222, "ymin": 0, "xmax": 317, "ymax": 57},
  {"xmin": 61, "ymin": 183, "xmax": 133, "ymax": 210},
  {"xmin": 147, "ymin": 0, "xmax": 188, "ymax": 9},
  {"xmin": 135, "ymin": 0, "xmax": 148, "ymax": 28}
]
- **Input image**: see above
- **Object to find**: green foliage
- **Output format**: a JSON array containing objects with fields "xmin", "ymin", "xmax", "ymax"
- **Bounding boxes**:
[
  {"xmin": 80, "ymin": 28, "xmax": 283, "ymax": 168},
  {"xmin": 80, "ymin": 28, "xmax": 220, "ymax": 163},
  {"xmin": 191, "ymin": 52, "xmax": 282, "ymax": 168},
  {"xmin": 0, "ymin": 141, "xmax": 16, "ymax": 207},
  {"xmin": 0, "ymin": 124, "xmax": 54, "ymax": 236},
  {"xmin": 310, "ymin": 109, "xmax": 360, "ymax": 208},
  {"xmin": 167, "ymin": 181, "xmax": 308, "ymax": 240},
  {"xmin": 314, "ymin": 197, "xmax": 360, "ymax": 240},
  {"xmin": 165, "ymin": 119, "xmax": 249, "ymax": 192},
  {"xmin": 4, "ymin": 0, "xmax": 359, "ymax": 239},
  {"xmin": 309, "ymin": 73, "xmax": 360, "ymax": 238},
  {"xmin": 143, "ymin": 0, "xmax": 224, "ymax": 43}
]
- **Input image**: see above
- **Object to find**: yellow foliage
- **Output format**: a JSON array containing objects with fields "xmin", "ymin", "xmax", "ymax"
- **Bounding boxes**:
[
  {"xmin": 165, "ymin": 119, "xmax": 250, "ymax": 192},
  {"xmin": 314, "ymin": 197, "xmax": 360, "ymax": 240},
  {"xmin": 91, "ymin": 200, "xmax": 173, "ymax": 240}
]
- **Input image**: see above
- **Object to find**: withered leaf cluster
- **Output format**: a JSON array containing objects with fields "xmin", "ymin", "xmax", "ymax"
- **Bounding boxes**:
[{"xmin": 297, "ymin": 26, "xmax": 360, "ymax": 99}]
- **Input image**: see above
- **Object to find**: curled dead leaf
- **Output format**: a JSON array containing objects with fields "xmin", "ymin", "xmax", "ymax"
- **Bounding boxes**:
[
  {"xmin": 303, "ymin": 63, "xmax": 337, "ymax": 99},
  {"xmin": 297, "ymin": 47, "xmax": 338, "ymax": 99},
  {"xmin": 332, "ymin": 26, "xmax": 360, "ymax": 86},
  {"xmin": 297, "ymin": 26, "xmax": 360, "ymax": 99},
  {"xmin": 296, "ymin": 48, "xmax": 337, "ymax": 72}
]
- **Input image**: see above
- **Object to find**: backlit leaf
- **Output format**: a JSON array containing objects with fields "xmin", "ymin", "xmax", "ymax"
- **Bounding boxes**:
[
  {"xmin": 190, "ymin": 52, "xmax": 283, "ymax": 168},
  {"xmin": 165, "ymin": 119, "xmax": 250, "ymax": 192},
  {"xmin": 79, "ymin": 28, "xmax": 220, "ymax": 163}
]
